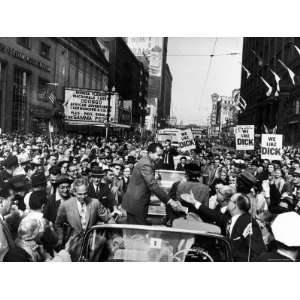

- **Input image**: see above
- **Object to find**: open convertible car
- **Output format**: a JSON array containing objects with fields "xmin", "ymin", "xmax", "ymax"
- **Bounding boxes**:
[{"xmin": 79, "ymin": 224, "xmax": 233, "ymax": 262}]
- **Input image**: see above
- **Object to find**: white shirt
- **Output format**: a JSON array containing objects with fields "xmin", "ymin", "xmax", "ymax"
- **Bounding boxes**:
[
  {"xmin": 55, "ymin": 189, "xmax": 63, "ymax": 202},
  {"xmin": 77, "ymin": 200, "xmax": 87, "ymax": 230},
  {"xmin": 24, "ymin": 192, "xmax": 33, "ymax": 211},
  {"xmin": 229, "ymin": 214, "xmax": 242, "ymax": 237},
  {"xmin": 93, "ymin": 184, "xmax": 99, "ymax": 193}
]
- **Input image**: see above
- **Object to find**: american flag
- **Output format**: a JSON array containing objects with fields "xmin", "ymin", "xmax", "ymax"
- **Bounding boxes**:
[{"xmin": 48, "ymin": 91, "xmax": 56, "ymax": 104}]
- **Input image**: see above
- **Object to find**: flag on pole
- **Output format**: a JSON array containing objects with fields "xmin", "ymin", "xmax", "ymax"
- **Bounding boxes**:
[
  {"xmin": 251, "ymin": 49, "xmax": 264, "ymax": 66},
  {"xmin": 270, "ymin": 69, "xmax": 281, "ymax": 95},
  {"xmin": 241, "ymin": 64, "xmax": 251, "ymax": 79},
  {"xmin": 48, "ymin": 91, "xmax": 56, "ymax": 104},
  {"xmin": 260, "ymin": 77, "xmax": 273, "ymax": 96},
  {"xmin": 278, "ymin": 59, "xmax": 296, "ymax": 85},
  {"xmin": 239, "ymin": 96, "xmax": 247, "ymax": 110},
  {"xmin": 294, "ymin": 44, "xmax": 300, "ymax": 56},
  {"xmin": 234, "ymin": 93, "xmax": 247, "ymax": 112},
  {"xmin": 263, "ymin": 124, "xmax": 269, "ymax": 133}
]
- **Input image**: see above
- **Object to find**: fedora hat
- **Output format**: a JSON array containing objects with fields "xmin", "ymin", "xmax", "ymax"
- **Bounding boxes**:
[{"xmin": 91, "ymin": 166, "xmax": 104, "ymax": 177}]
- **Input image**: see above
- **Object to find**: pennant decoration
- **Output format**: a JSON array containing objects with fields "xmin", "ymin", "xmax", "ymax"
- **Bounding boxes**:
[
  {"xmin": 241, "ymin": 64, "xmax": 251, "ymax": 79},
  {"xmin": 260, "ymin": 77, "xmax": 273, "ymax": 96},
  {"xmin": 263, "ymin": 124, "xmax": 269, "ymax": 134},
  {"xmin": 278, "ymin": 59, "xmax": 295, "ymax": 85},
  {"xmin": 294, "ymin": 44, "xmax": 300, "ymax": 56},
  {"xmin": 251, "ymin": 49, "xmax": 264, "ymax": 66},
  {"xmin": 270, "ymin": 69, "xmax": 281, "ymax": 96}
]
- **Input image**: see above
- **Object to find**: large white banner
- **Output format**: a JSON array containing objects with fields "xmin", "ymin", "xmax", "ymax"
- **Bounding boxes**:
[
  {"xmin": 261, "ymin": 134, "xmax": 283, "ymax": 161},
  {"xmin": 64, "ymin": 88, "xmax": 118, "ymax": 124},
  {"xmin": 234, "ymin": 125, "xmax": 255, "ymax": 150}
]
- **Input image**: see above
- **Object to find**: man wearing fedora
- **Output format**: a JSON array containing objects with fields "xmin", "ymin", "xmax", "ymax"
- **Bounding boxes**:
[
  {"xmin": 44, "ymin": 175, "xmax": 73, "ymax": 224},
  {"xmin": 88, "ymin": 166, "xmax": 114, "ymax": 212},
  {"xmin": 0, "ymin": 155, "xmax": 18, "ymax": 192}
]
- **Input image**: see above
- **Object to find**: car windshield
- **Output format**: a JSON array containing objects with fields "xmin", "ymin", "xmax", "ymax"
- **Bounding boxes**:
[{"xmin": 80, "ymin": 226, "xmax": 231, "ymax": 262}]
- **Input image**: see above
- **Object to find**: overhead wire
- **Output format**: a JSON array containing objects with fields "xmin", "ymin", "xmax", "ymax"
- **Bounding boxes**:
[
  {"xmin": 167, "ymin": 52, "xmax": 240, "ymax": 57},
  {"xmin": 198, "ymin": 38, "xmax": 218, "ymax": 112}
]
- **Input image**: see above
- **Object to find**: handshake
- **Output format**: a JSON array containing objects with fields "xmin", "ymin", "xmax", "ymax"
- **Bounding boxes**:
[{"xmin": 168, "ymin": 199, "xmax": 188, "ymax": 214}]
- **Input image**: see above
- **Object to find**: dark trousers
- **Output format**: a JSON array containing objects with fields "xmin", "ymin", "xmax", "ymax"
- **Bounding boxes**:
[{"xmin": 126, "ymin": 212, "xmax": 147, "ymax": 225}]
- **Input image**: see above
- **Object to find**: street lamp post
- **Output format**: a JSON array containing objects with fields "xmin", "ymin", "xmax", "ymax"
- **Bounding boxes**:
[{"xmin": 104, "ymin": 85, "xmax": 115, "ymax": 140}]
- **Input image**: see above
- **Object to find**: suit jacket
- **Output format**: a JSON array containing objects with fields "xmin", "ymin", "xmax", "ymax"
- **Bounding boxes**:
[
  {"xmin": 122, "ymin": 156, "xmax": 170, "ymax": 219},
  {"xmin": 88, "ymin": 183, "xmax": 114, "ymax": 211},
  {"xmin": 176, "ymin": 181, "xmax": 210, "ymax": 207},
  {"xmin": 176, "ymin": 163, "xmax": 186, "ymax": 171},
  {"xmin": 162, "ymin": 147, "xmax": 178, "ymax": 170},
  {"xmin": 55, "ymin": 197, "xmax": 111, "ymax": 244},
  {"xmin": 43, "ymin": 193, "xmax": 65, "ymax": 224},
  {"xmin": 196, "ymin": 205, "xmax": 266, "ymax": 261}
]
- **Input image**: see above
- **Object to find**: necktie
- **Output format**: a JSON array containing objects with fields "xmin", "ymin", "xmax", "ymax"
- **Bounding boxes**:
[
  {"xmin": 226, "ymin": 219, "xmax": 232, "ymax": 238},
  {"xmin": 96, "ymin": 185, "xmax": 99, "ymax": 193},
  {"xmin": 80, "ymin": 203, "xmax": 87, "ymax": 230},
  {"xmin": 164, "ymin": 152, "xmax": 169, "ymax": 164}
]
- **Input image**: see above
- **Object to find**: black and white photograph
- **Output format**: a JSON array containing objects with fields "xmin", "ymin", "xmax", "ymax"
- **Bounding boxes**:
[
  {"xmin": 4, "ymin": 2, "xmax": 300, "ymax": 300},
  {"xmin": 1, "ymin": 35, "xmax": 300, "ymax": 263}
]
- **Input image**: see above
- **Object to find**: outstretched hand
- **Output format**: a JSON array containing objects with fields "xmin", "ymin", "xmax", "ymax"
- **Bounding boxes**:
[
  {"xmin": 180, "ymin": 190, "xmax": 196, "ymax": 206},
  {"xmin": 168, "ymin": 199, "xmax": 188, "ymax": 214}
]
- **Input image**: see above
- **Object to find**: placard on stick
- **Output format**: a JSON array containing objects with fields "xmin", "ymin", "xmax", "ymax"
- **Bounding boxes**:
[
  {"xmin": 261, "ymin": 134, "xmax": 283, "ymax": 161},
  {"xmin": 234, "ymin": 125, "xmax": 254, "ymax": 150}
]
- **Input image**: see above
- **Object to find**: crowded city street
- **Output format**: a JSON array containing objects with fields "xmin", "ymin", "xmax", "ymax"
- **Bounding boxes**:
[{"xmin": 1, "ymin": 37, "xmax": 300, "ymax": 263}]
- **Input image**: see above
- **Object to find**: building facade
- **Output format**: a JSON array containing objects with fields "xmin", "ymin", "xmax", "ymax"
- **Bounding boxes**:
[
  {"xmin": 239, "ymin": 37, "xmax": 300, "ymax": 145},
  {"xmin": 125, "ymin": 37, "xmax": 169, "ymax": 130},
  {"xmin": 209, "ymin": 92, "xmax": 236, "ymax": 136},
  {"xmin": 0, "ymin": 37, "xmax": 109, "ymax": 133},
  {"xmin": 98, "ymin": 37, "xmax": 148, "ymax": 130},
  {"xmin": 160, "ymin": 63, "xmax": 172, "ymax": 128}
]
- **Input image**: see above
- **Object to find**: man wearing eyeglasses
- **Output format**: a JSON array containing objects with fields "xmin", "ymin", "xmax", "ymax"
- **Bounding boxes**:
[
  {"xmin": 44, "ymin": 175, "xmax": 73, "ymax": 224},
  {"xmin": 181, "ymin": 192, "xmax": 266, "ymax": 261}
]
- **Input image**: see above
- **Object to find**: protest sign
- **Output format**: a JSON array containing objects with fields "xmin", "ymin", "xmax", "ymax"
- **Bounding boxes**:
[
  {"xmin": 261, "ymin": 134, "xmax": 283, "ymax": 161},
  {"xmin": 177, "ymin": 129, "xmax": 195, "ymax": 152},
  {"xmin": 234, "ymin": 125, "xmax": 254, "ymax": 150}
]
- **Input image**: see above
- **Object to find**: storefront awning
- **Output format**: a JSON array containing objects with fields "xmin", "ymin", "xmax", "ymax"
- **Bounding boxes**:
[{"xmin": 65, "ymin": 121, "xmax": 131, "ymax": 128}]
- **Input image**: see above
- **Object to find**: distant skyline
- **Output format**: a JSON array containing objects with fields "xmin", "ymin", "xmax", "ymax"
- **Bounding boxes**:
[{"xmin": 167, "ymin": 37, "xmax": 243, "ymax": 125}]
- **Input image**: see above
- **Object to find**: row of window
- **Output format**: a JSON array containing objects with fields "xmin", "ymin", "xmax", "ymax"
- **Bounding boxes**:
[
  {"xmin": 17, "ymin": 37, "xmax": 51, "ymax": 60},
  {"xmin": 69, "ymin": 52, "xmax": 107, "ymax": 90}
]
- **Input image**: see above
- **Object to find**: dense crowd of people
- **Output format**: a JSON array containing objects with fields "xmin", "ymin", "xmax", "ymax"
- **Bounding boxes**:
[{"xmin": 0, "ymin": 131, "xmax": 300, "ymax": 262}]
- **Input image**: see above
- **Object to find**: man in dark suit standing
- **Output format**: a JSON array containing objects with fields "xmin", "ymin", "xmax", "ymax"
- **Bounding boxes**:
[
  {"xmin": 176, "ymin": 156, "xmax": 187, "ymax": 171},
  {"xmin": 122, "ymin": 143, "xmax": 186, "ymax": 225},
  {"xmin": 88, "ymin": 166, "xmax": 114, "ymax": 212},
  {"xmin": 161, "ymin": 140, "xmax": 178, "ymax": 170},
  {"xmin": 181, "ymin": 192, "xmax": 266, "ymax": 261},
  {"xmin": 44, "ymin": 175, "xmax": 73, "ymax": 224}
]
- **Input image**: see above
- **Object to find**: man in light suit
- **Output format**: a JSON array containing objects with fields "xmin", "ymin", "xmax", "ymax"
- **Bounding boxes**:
[
  {"xmin": 55, "ymin": 177, "xmax": 113, "ymax": 248},
  {"xmin": 122, "ymin": 143, "xmax": 186, "ymax": 225}
]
